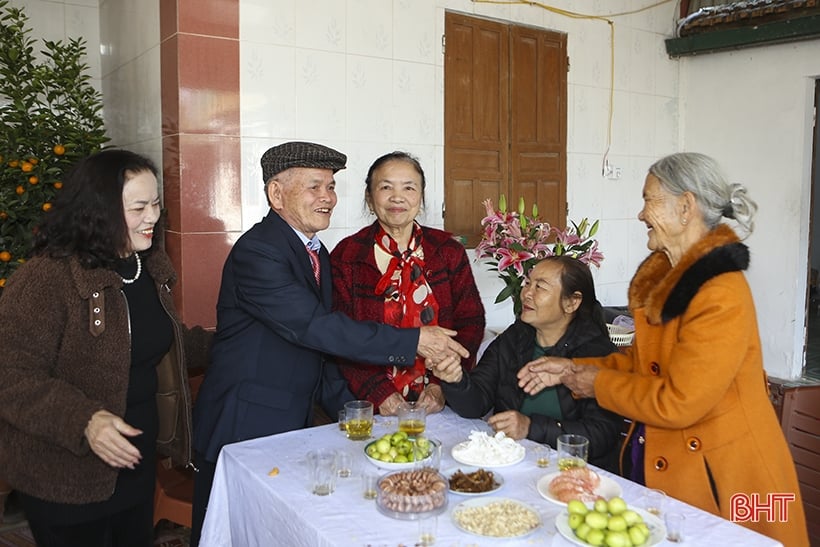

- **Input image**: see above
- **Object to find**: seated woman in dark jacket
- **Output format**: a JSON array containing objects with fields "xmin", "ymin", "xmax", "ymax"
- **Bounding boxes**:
[{"xmin": 437, "ymin": 255, "xmax": 623, "ymax": 472}]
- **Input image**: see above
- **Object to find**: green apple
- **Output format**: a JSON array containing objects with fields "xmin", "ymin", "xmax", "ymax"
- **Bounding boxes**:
[
  {"xmin": 621, "ymin": 509, "xmax": 641, "ymax": 527},
  {"xmin": 585, "ymin": 511, "xmax": 608, "ymax": 530},
  {"xmin": 567, "ymin": 499, "xmax": 589, "ymax": 516},
  {"xmin": 628, "ymin": 525, "xmax": 648, "ymax": 546},
  {"xmin": 375, "ymin": 439, "xmax": 391, "ymax": 454},
  {"xmin": 568, "ymin": 513, "xmax": 585, "ymax": 530},
  {"xmin": 604, "ymin": 530, "xmax": 631, "ymax": 547},
  {"xmin": 575, "ymin": 523, "xmax": 592, "ymax": 541},
  {"xmin": 607, "ymin": 496, "xmax": 628, "ymax": 515},
  {"xmin": 586, "ymin": 528, "xmax": 605, "ymax": 546}
]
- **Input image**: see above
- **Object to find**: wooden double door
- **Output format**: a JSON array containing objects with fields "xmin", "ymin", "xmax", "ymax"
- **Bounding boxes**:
[{"xmin": 444, "ymin": 12, "xmax": 567, "ymax": 247}]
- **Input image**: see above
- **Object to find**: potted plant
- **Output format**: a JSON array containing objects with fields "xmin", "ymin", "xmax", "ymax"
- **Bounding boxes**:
[{"xmin": 0, "ymin": 0, "xmax": 108, "ymax": 290}]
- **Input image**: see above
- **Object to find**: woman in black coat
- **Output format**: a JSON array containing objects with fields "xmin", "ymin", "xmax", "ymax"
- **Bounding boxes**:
[{"xmin": 439, "ymin": 256, "xmax": 623, "ymax": 472}]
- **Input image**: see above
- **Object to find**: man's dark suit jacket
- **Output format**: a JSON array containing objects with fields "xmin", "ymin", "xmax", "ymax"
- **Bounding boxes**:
[{"xmin": 193, "ymin": 211, "xmax": 419, "ymax": 462}]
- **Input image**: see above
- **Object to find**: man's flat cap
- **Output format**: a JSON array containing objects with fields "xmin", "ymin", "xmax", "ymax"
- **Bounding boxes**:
[{"xmin": 260, "ymin": 141, "xmax": 347, "ymax": 183}]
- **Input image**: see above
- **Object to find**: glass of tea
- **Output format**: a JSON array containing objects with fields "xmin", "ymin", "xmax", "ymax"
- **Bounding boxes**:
[
  {"xmin": 343, "ymin": 400, "xmax": 373, "ymax": 440},
  {"xmin": 556, "ymin": 434, "xmax": 589, "ymax": 470},
  {"xmin": 397, "ymin": 401, "xmax": 426, "ymax": 437}
]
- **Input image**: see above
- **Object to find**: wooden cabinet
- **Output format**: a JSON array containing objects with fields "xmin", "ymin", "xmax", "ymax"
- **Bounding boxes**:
[{"xmin": 770, "ymin": 378, "xmax": 820, "ymax": 544}]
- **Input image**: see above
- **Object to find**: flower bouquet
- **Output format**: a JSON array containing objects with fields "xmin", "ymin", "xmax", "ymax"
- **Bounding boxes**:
[{"xmin": 475, "ymin": 195, "xmax": 603, "ymax": 316}]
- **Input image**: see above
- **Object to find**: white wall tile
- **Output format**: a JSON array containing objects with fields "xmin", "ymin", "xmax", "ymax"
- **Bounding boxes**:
[
  {"xmin": 294, "ymin": 0, "xmax": 345, "ymax": 53},
  {"xmin": 567, "ymin": 19, "xmax": 611, "ymax": 89},
  {"xmin": 240, "ymin": 43, "xmax": 297, "ymax": 137},
  {"xmin": 65, "ymin": 4, "xmax": 101, "ymax": 79},
  {"xmin": 392, "ymin": 61, "xmax": 436, "ymax": 145},
  {"xmin": 294, "ymin": 49, "xmax": 347, "ymax": 140},
  {"xmin": 345, "ymin": 55, "xmax": 392, "ymax": 142},
  {"xmin": 628, "ymin": 29, "xmax": 656, "ymax": 95},
  {"xmin": 394, "ymin": 0, "xmax": 436, "ymax": 65},
  {"xmin": 347, "ymin": 0, "xmax": 392, "ymax": 58},
  {"xmin": 569, "ymin": 84, "xmax": 609, "ymax": 155},
  {"xmin": 241, "ymin": 0, "xmax": 295, "ymax": 46}
]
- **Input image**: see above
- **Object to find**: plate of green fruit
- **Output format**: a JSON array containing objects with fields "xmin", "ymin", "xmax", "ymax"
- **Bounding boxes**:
[{"xmin": 364, "ymin": 431, "xmax": 433, "ymax": 470}]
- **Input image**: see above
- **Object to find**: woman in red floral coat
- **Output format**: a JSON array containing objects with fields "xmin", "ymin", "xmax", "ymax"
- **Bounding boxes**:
[{"xmin": 330, "ymin": 151, "xmax": 485, "ymax": 416}]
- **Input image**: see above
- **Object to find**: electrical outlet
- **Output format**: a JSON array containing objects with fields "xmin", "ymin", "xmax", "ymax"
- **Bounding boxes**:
[
  {"xmin": 603, "ymin": 161, "xmax": 622, "ymax": 180},
  {"xmin": 602, "ymin": 160, "xmax": 621, "ymax": 180}
]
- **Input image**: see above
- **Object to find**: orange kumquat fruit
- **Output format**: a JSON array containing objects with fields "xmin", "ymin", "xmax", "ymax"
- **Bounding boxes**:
[
  {"xmin": 42, "ymin": 202, "xmax": 52, "ymax": 212},
  {"xmin": 15, "ymin": 186, "xmax": 24, "ymax": 195},
  {"xmin": 53, "ymin": 144, "xmax": 66, "ymax": 155},
  {"xmin": 29, "ymin": 176, "xmax": 39, "ymax": 184},
  {"xmin": 21, "ymin": 161, "xmax": 33, "ymax": 172},
  {"xmin": 0, "ymin": 251, "xmax": 11, "ymax": 263}
]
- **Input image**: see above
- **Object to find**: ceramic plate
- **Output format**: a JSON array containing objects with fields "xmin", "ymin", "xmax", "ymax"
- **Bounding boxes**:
[
  {"xmin": 536, "ymin": 471, "xmax": 623, "ymax": 506},
  {"xmin": 451, "ymin": 497, "xmax": 542, "ymax": 539},
  {"xmin": 451, "ymin": 441, "xmax": 525, "ymax": 468},
  {"xmin": 554, "ymin": 506, "xmax": 665, "ymax": 546},
  {"xmin": 444, "ymin": 466, "xmax": 504, "ymax": 496},
  {"xmin": 363, "ymin": 440, "xmax": 430, "ymax": 471}
]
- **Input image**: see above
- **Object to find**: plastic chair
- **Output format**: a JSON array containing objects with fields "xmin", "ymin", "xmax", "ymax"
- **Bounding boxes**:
[{"xmin": 153, "ymin": 373, "xmax": 204, "ymax": 528}]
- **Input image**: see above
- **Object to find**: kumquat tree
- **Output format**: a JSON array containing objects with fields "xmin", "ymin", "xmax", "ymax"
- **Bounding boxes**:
[{"xmin": 0, "ymin": 0, "xmax": 108, "ymax": 289}]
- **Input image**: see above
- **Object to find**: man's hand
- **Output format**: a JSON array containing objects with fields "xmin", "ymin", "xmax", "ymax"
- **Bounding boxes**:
[
  {"xmin": 487, "ymin": 410, "xmax": 530, "ymax": 440},
  {"xmin": 425, "ymin": 353, "xmax": 463, "ymax": 383},
  {"xmin": 417, "ymin": 326, "xmax": 469, "ymax": 361},
  {"xmin": 517, "ymin": 356, "xmax": 574, "ymax": 395},
  {"xmin": 417, "ymin": 384, "xmax": 445, "ymax": 414}
]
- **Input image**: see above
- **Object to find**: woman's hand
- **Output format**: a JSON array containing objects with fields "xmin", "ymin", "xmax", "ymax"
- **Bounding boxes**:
[
  {"xmin": 417, "ymin": 384, "xmax": 445, "ymax": 414},
  {"xmin": 84, "ymin": 409, "xmax": 143, "ymax": 469},
  {"xmin": 425, "ymin": 353, "xmax": 463, "ymax": 383},
  {"xmin": 517, "ymin": 356, "xmax": 574, "ymax": 395},
  {"xmin": 487, "ymin": 410, "xmax": 530, "ymax": 440},
  {"xmin": 378, "ymin": 392, "xmax": 405, "ymax": 416},
  {"xmin": 561, "ymin": 366, "xmax": 600, "ymax": 398}
]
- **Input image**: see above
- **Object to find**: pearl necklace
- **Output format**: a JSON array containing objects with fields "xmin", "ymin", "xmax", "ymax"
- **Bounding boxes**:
[{"xmin": 121, "ymin": 252, "xmax": 142, "ymax": 284}]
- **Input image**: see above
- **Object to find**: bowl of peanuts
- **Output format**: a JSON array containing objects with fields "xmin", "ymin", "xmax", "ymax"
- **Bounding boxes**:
[{"xmin": 375, "ymin": 468, "xmax": 449, "ymax": 520}]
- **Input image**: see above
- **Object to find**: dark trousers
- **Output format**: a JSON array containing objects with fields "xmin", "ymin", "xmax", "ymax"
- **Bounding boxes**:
[
  {"xmin": 189, "ymin": 452, "xmax": 217, "ymax": 547},
  {"xmin": 21, "ymin": 495, "xmax": 153, "ymax": 547}
]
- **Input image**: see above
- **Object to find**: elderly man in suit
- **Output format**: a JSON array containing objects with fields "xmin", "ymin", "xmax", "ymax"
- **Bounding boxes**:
[{"xmin": 190, "ymin": 141, "xmax": 469, "ymax": 546}]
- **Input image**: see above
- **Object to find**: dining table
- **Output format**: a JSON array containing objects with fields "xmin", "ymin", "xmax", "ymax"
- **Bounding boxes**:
[{"xmin": 199, "ymin": 407, "xmax": 783, "ymax": 546}]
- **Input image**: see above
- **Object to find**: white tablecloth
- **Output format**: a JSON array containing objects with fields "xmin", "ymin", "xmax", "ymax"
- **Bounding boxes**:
[{"xmin": 200, "ymin": 407, "xmax": 781, "ymax": 546}]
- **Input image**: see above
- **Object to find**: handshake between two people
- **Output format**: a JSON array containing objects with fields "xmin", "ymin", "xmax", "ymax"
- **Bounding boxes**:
[{"xmin": 424, "ymin": 350, "xmax": 601, "ymax": 399}]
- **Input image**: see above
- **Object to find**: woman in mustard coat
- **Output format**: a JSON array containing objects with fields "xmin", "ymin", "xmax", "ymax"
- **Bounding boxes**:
[{"xmin": 517, "ymin": 153, "xmax": 808, "ymax": 546}]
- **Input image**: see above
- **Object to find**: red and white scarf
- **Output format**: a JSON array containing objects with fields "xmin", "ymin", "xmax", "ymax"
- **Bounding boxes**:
[{"xmin": 374, "ymin": 222, "xmax": 439, "ymax": 397}]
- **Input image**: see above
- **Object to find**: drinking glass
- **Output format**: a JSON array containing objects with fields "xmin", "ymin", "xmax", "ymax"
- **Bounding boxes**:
[
  {"xmin": 361, "ymin": 472, "xmax": 379, "ymax": 500},
  {"xmin": 413, "ymin": 436, "xmax": 441, "ymax": 470},
  {"xmin": 397, "ymin": 401, "xmax": 426, "ymax": 437},
  {"xmin": 418, "ymin": 516, "xmax": 437, "ymax": 546},
  {"xmin": 307, "ymin": 448, "xmax": 337, "ymax": 495},
  {"xmin": 533, "ymin": 443, "xmax": 551, "ymax": 468},
  {"xmin": 665, "ymin": 512, "xmax": 685, "ymax": 543},
  {"xmin": 336, "ymin": 450, "xmax": 353, "ymax": 478},
  {"xmin": 344, "ymin": 400, "xmax": 373, "ymax": 440},
  {"xmin": 556, "ymin": 434, "xmax": 589, "ymax": 470},
  {"xmin": 641, "ymin": 488, "xmax": 667, "ymax": 516}
]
